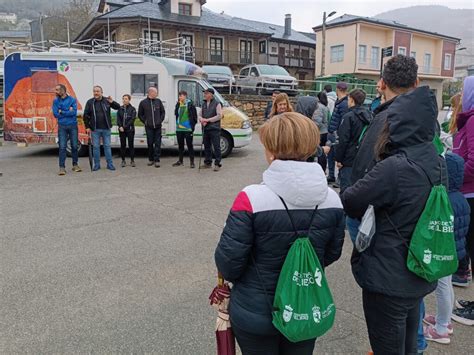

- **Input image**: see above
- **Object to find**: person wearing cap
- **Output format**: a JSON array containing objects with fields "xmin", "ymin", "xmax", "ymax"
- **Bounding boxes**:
[
  {"xmin": 327, "ymin": 82, "xmax": 349, "ymax": 185},
  {"xmin": 200, "ymin": 88, "xmax": 223, "ymax": 171}
]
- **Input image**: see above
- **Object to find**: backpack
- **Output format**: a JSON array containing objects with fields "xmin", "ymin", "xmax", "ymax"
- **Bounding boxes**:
[
  {"xmin": 254, "ymin": 197, "xmax": 336, "ymax": 342},
  {"xmin": 406, "ymin": 163, "xmax": 458, "ymax": 282}
]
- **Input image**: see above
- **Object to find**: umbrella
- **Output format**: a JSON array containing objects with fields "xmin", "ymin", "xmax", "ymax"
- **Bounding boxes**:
[
  {"xmin": 209, "ymin": 273, "xmax": 235, "ymax": 355},
  {"xmin": 88, "ymin": 135, "xmax": 94, "ymax": 171}
]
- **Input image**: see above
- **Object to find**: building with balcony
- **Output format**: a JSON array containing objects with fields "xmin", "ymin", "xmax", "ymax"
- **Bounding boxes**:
[
  {"xmin": 313, "ymin": 14, "xmax": 461, "ymax": 108},
  {"xmin": 76, "ymin": 0, "xmax": 316, "ymax": 80}
]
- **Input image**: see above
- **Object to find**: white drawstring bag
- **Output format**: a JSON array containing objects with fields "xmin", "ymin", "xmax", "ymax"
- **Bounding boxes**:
[{"xmin": 355, "ymin": 205, "xmax": 376, "ymax": 253}]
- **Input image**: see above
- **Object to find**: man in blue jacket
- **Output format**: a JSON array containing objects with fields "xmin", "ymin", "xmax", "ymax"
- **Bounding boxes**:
[
  {"xmin": 327, "ymin": 82, "xmax": 349, "ymax": 185},
  {"xmin": 52, "ymin": 84, "xmax": 81, "ymax": 175}
]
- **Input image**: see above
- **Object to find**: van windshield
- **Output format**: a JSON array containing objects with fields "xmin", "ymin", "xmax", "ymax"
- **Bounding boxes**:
[
  {"xmin": 200, "ymin": 80, "xmax": 229, "ymax": 107},
  {"xmin": 258, "ymin": 65, "xmax": 290, "ymax": 76},
  {"xmin": 203, "ymin": 66, "xmax": 232, "ymax": 76}
]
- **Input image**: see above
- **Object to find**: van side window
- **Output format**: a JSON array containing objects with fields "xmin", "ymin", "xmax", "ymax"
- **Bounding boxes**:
[
  {"xmin": 240, "ymin": 68, "xmax": 249, "ymax": 77},
  {"xmin": 31, "ymin": 70, "xmax": 58, "ymax": 93},
  {"xmin": 178, "ymin": 80, "xmax": 203, "ymax": 107},
  {"xmin": 131, "ymin": 74, "xmax": 158, "ymax": 96},
  {"xmin": 250, "ymin": 67, "xmax": 259, "ymax": 77}
]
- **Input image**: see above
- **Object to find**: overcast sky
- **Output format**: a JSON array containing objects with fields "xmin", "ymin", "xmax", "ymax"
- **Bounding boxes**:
[{"xmin": 205, "ymin": 0, "xmax": 473, "ymax": 32}]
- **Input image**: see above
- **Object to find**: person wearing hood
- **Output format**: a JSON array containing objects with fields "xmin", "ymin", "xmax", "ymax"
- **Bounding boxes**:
[
  {"xmin": 452, "ymin": 75, "xmax": 474, "ymax": 287},
  {"xmin": 334, "ymin": 88, "xmax": 372, "ymax": 195},
  {"xmin": 215, "ymin": 112, "xmax": 345, "ymax": 354},
  {"xmin": 342, "ymin": 86, "xmax": 445, "ymax": 355},
  {"xmin": 295, "ymin": 95, "xmax": 318, "ymax": 119},
  {"xmin": 324, "ymin": 84, "xmax": 337, "ymax": 114},
  {"xmin": 172, "ymin": 90, "xmax": 198, "ymax": 168}
]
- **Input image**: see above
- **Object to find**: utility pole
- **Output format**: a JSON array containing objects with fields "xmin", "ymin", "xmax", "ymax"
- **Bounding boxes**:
[
  {"xmin": 39, "ymin": 13, "xmax": 45, "ymax": 50},
  {"xmin": 321, "ymin": 12, "xmax": 327, "ymax": 77},
  {"xmin": 320, "ymin": 11, "xmax": 336, "ymax": 77},
  {"xmin": 67, "ymin": 21, "xmax": 70, "ymax": 47}
]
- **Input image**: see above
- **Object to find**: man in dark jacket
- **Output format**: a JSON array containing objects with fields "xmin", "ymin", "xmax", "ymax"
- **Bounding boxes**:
[
  {"xmin": 117, "ymin": 94, "xmax": 137, "ymax": 167},
  {"xmin": 138, "ymin": 87, "xmax": 166, "ymax": 168},
  {"xmin": 83, "ymin": 85, "xmax": 121, "ymax": 171},
  {"xmin": 52, "ymin": 84, "xmax": 81, "ymax": 175},
  {"xmin": 327, "ymin": 82, "xmax": 349, "ymax": 184},
  {"xmin": 264, "ymin": 91, "xmax": 279, "ymax": 120},
  {"xmin": 334, "ymin": 88, "xmax": 372, "ymax": 194},
  {"xmin": 200, "ymin": 88, "xmax": 223, "ymax": 171},
  {"xmin": 342, "ymin": 86, "xmax": 444, "ymax": 355},
  {"xmin": 172, "ymin": 90, "xmax": 198, "ymax": 168}
]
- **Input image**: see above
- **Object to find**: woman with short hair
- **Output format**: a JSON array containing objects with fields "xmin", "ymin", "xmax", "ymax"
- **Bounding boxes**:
[{"xmin": 215, "ymin": 112, "xmax": 345, "ymax": 355}]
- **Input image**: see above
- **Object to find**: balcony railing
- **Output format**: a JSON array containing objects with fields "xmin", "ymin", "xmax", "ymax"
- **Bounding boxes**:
[{"xmin": 191, "ymin": 48, "xmax": 315, "ymax": 69}]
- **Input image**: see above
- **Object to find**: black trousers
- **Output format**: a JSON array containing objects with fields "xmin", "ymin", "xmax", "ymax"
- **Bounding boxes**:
[
  {"xmin": 363, "ymin": 290, "xmax": 421, "ymax": 355},
  {"xmin": 203, "ymin": 128, "xmax": 221, "ymax": 165},
  {"xmin": 232, "ymin": 323, "xmax": 315, "ymax": 355},
  {"xmin": 119, "ymin": 129, "xmax": 135, "ymax": 161},
  {"xmin": 145, "ymin": 127, "xmax": 162, "ymax": 162},
  {"xmin": 177, "ymin": 131, "xmax": 194, "ymax": 162},
  {"xmin": 458, "ymin": 198, "xmax": 474, "ymax": 274}
]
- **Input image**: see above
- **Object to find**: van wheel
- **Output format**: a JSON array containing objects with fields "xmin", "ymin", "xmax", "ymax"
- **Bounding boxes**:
[
  {"xmin": 236, "ymin": 87, "xmax": 242, "ymax": 95},
  {"xmin": 256, "ymin": 85, "xmax": 263, "ymax": 96},
  {"xmin": 220, "ymin": 131, "xmax": 233, "ymax": 158},
  {"xmin": 66, "ymin": 140, "xmax": 87, "ymax": 157}
]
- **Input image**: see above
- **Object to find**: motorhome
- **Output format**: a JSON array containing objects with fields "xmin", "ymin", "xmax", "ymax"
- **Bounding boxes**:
[{"xmin": 3, "ymin": 46, "xmax": 252, "ymax": 157}]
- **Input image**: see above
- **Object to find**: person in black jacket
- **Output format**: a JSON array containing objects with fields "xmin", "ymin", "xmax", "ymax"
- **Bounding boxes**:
[
  {"xmin": 334, "ymin": 88, "xmax": 372, "ymax": 195},
  {"xmin": 327, "ymin": 82, "xmax": 349, "ymax": 185},
  {"xmin": 215, "ymin": 112, "xmax": 345, "ymax": 355},
  {"xmin": 172, "ymin": 91, "xmax": 198, "ymax": 168},
  {"xmin": 200, "ymin": 88, "xmax": 223, "ymax": 171},
  {"xmin": 347, "ymin": 55, "xmax": 420, "ymax": 242},
  {"xmin": 117, "ymin": 94, "xmax": 137, "ymax": 168},
  {"xmin": 138, "ymin": 87, "xmax": 166, "ymax": 168},
  {"xmin": 342, "ymin": 86, "xmax": 444, "ymax": 355},
  {"xmin": 83, "ymin": 86, "xmax": 121, "ymax": 171}
]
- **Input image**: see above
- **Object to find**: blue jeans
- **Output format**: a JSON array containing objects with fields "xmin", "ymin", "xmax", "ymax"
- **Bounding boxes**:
[
  {"xmin": 417, "ymin": 301, "xmax": 427, "ymax": 352},
  {"xmin": 339, "ymin": 166, "xmax": 352, "ymax": 195},
  {"xmin": 58, "ymin": 124, "xmax": 78, "ymax": 168},
  {"xmin": 347, "ymin": 217, "xmax": 360, "ymax": 244},
  {"xmin": 91, "ymin": 129, "xmax": 113, "ymax": 167}
]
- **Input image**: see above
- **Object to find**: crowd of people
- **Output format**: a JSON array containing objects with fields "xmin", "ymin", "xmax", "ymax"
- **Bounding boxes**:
[
  {"xmin": 214, "ymin": 55, "xmax": 474, "ymax": 355},
  {"xmin": 52, "ymin": 86, "xmax": 223, "ymax": 174}
]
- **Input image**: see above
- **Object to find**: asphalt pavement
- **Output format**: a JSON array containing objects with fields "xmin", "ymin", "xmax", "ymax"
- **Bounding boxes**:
[{"xmin": 1, "ymin": 135, "xmax": 473, "ymax": 354}]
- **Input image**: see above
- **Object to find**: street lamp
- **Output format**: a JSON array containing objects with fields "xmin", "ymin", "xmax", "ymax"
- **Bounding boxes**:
[{"xmin": 320, "ymin": 11, "xmax": 336, "ymax": 77}]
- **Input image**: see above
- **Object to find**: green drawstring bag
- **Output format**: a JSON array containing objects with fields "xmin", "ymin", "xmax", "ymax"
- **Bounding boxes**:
[
  {"xmin": 407, "ymin": 167, "xmax": 458, "ymax": 282},
  {"xmin": 253, "ymin": 197, "xmax": 335, "ymax": 343}
]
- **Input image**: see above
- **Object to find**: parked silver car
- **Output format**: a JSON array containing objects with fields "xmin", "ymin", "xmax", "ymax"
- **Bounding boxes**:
[
  {"xmin": 202, "ymin": 65, "xmax": 235, "ymax": 94},
  {"xmin": 236, "ymin": 64, "xmax": 298, "ymax": 96}
]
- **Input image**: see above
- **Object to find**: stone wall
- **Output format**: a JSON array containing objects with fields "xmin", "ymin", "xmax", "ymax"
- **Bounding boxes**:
[{"xmin": 222, "ymin": 94, "xmax": 297, "ymax": 129}]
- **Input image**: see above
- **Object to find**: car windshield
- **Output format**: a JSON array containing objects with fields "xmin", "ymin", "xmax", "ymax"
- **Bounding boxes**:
[
  {"xmin": 203, "ymin": 66, "xmax": 232, "ymax": 76},
  {"xmin": 258, "ymin": 65, "xmax": 290, "ymax": 76},
  {"xmin": 200, "ymin": 80, "xmax": 230, "ymax": 107}
]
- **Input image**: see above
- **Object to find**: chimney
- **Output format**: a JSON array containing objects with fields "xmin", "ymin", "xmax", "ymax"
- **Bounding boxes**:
[{"xmin": 284, "ymin": 14, "xmax": 292, "ymax": 36}]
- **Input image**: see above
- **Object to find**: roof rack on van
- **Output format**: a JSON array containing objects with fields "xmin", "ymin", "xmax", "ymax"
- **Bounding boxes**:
[{"xmin": 2, "ymin": 37, "xmax": 195, "ymax": 62}]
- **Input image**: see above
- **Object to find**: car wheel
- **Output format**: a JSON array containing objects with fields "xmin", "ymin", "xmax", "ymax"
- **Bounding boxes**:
[
  {"xmin": 220, "ymin": 131, "xmax": 233, "ymax": 158},
  {"xmin": 236, "ymin": 87, "xmax": 242, "ymax": 95},
  {"xmin": 256, "ymin": 85, "xmax": 262, "ymax": 96}
]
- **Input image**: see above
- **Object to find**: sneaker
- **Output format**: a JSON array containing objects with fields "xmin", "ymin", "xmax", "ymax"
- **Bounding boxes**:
[
  {"xmin": 147, "ymin": 161, "xmax": 154, "ymax": 166},
  {"xmin": 190, "ymin": 161, "xmax": 195, "ymax": 169},
  {"xmin": 172, "ymin": 161, "xmax": 183, "ymax": 167},
  {"xmin": 72, "ymin": 165, "xmax": 82, "ymax": 172},
  {"xmin": 201, "ymin": 163, "xmax": 212, "ymax": 169},
  {"xmin": 107, "ymin": 164, "xmax": 116, "ymax": 171},
  {"xmin": 121, "ymin": 160, "xmax": 126, "ymax": 168},
  {"xmin": 455, "ymin": 299, "xmax": 474, "ymax": 309},
  {"xmin": 93, "ymin": 165, "xmax": 101, "ymax": 171},
  {"xmin": 131, "ymin": 161, "xmax": 136, "ymax": 167},
  {"xmin": 327, "ymin": 176, "xmax": 336, "ymax": 183},
  {"xmin": 155, "ymin": 161, "xmax": 161, "ymax": 168},
  {"xmin": 213, "ymin": 164, "xmax": 221, "ymax": 172},
  {"xmin": 452, "ymin": 307, "xmax": 474, "ymax": 326},
  {"xmin": 58, "ymin": 168, "xmax": 66, "ymax": 176},
  {"xmin": 423, "ymin": 315, "xmax": 454, "ymax": 335},
  {"xmin": 452, "ymin": 273, "xmax": 470, "ymax": 287},
  {"xmin": 424, "ymin": 325, "xmax": 450, "ymax": 344}
]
